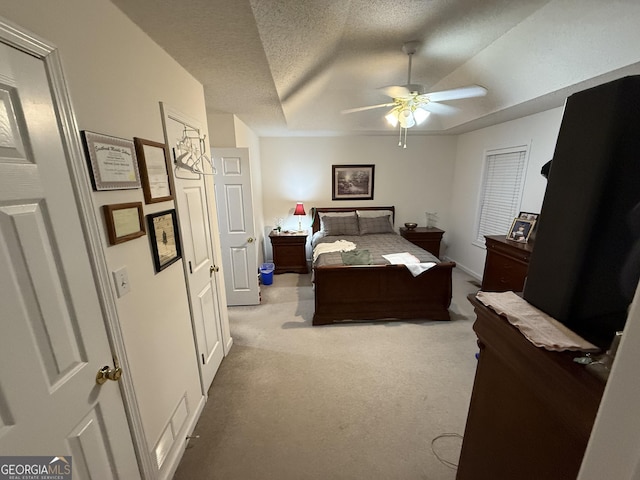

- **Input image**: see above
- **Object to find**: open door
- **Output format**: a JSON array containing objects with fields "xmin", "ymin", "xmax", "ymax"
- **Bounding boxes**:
[
  {"xmin": 161, "ymin": 104, "xmax": 225, "ymax": 393},
  {"xmin": 212, "ymin": 147, "xmax": 260, "ymax": 306},
  {"xmin": 0, "ymin": 26, "xmax": 140, "ymax": 478}
]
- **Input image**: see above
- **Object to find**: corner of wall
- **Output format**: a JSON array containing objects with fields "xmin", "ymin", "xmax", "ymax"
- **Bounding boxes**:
[{"xmin": 207, "ymin": 113, "xmax": 237, "ymax": 147}]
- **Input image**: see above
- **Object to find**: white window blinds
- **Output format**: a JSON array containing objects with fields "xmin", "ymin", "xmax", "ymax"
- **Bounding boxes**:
[{"xmin": 475, "ymin": 147, "xmax": 528, "ymax": 245}]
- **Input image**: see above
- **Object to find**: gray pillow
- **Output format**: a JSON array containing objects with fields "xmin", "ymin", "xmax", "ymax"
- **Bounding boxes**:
[
  {"xmin": 320, "ymin": 214, "xmax": 359, "ymax": 235},
  {"xmin": 358, "ymin": 215, "xmax": 394, "ymax": 235}
]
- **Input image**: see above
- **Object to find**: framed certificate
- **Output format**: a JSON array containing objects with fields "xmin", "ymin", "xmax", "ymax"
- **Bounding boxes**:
[
  {"xmin": 81, "ymin": 131, "xmax": 141, "ymax": 190},
  {"xmin": 134, "ymin": 137, "xmax": 174, "ymax": 203},
  {"xmin": 103, "ymin": 202, "xmax": 146, "ymax": 245}
]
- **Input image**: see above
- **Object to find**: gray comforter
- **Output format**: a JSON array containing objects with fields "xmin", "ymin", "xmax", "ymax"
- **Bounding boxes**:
[{"xmin": 312, "ymin": 232, "xmax": 440, "ymax": 267}]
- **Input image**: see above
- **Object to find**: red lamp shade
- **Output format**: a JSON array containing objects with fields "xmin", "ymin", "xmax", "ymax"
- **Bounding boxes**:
[
  {"xmin": 294, "ymin": 202, "xmax": 306, "ymax": 232},
  {"xmin": 293, "ymin": 202, "xmax": 306, "ymax": 216}
]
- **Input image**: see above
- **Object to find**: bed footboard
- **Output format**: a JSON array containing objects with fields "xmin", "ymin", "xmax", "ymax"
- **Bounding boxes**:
[{"xmin": 312, "ymin": 262, "xmax": 455, "ymax": 325}]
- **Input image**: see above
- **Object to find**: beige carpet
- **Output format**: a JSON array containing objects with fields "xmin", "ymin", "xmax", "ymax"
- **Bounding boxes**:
[{"xmin": 173, "ymin": 269, "xmax": 481, "ymax": 480}]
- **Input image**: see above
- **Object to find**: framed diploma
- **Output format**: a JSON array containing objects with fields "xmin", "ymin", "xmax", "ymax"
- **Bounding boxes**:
[
  {"xmin": 147, "ymin": 209, "xmax": 182, "ymax": 273},
  {"xmin": 134, "ymin": 137, "xmax": 174, "ymax": 204},
  {"xmin": 81, "ymin": 131, "xmax": 141, "ymax": 190},
  {"xmin": 103, "ymin": 202, "xmax": 146, "ymax": 245}
]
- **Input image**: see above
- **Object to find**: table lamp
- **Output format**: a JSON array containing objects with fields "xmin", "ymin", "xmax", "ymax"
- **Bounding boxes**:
[{"xmin": 294, "ymin": 202, "xmax": 306, "ymax": 232}]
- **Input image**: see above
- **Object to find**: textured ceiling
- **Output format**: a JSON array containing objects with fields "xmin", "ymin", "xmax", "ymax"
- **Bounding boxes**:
[{"xmin": 111, "ymin": 0, "xmax": 640, "ymax": 137}]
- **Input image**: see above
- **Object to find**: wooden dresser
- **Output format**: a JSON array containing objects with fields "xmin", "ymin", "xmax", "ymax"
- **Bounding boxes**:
[
  {"xmin": 481, "ymin": 235, "xmax": 534, "ymax": 292},
  {"xmin": 399, "ymin": 227, "xmax": 444, "ymax": 257},
  {"xmin": 457, "ymin": 295, "xmax": 605, "ymax": 480}
]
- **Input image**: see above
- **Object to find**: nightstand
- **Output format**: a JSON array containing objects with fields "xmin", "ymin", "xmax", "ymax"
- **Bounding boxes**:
[
  {"xmin": 399, "ymin": 227, "xmax": 444, "ymax": 257},
  {"xmin": 269, "ymin": 230, "xmax": 308, "ymax": 274}
]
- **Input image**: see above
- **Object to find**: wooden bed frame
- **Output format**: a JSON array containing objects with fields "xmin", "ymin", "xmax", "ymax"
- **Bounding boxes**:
[{"xmin": 311, "ymin": 206, "xmax": 456, "ymax": 325}]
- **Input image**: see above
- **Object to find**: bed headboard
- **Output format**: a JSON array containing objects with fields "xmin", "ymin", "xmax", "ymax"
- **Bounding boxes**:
[{"xmin": 310, "ymin": 206, "xmax": 395, "ymax": 233}]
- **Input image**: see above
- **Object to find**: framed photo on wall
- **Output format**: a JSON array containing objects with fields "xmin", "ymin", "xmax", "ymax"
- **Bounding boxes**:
[
  {"xmin": 332, "ymin": 164, "xmax": 375, "ymax": 200},
  {"xmin": 134, "ymin": 137, "xmax": 174, "ymax": 203},
  {"xmin": 81, "ymin": 131, "xmax": 141, "ymax": 190},
  {"xmin": 147, "ymin": 209, "xmax": 182, "ymax": 273},
  {"xmin": 507, "ymin": 217, "xmax": 535, "ymax": 243},
  {"xmin": 102, "ymin": 202, "xmax": 145, "ymax": 245}
]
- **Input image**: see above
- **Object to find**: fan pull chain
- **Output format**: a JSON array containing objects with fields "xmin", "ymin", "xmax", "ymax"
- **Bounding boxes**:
[{"xmin": 397, "ymin": 125, "xmax": 409, "ymax": 148}]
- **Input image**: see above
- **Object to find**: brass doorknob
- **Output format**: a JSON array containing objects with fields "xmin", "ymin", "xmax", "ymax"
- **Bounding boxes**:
[
  {"xmin": 247, "ymin": 237, "xmax": 255, "ymax": 243},
  {"xmin": 96, "ymin": 356, "xmax": 122, "ymax": 385},
  {"xmin": 210, "ymin": 265, "xmax": 219, "ymax": 276},
  {"xmin": 96, "ymin": 365, "xmax": 122, "ymax": 385}
]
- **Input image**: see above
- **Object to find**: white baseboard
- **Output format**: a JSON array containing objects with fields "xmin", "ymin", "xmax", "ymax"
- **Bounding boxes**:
[
  {"xmin": 442, "ymin": 255, "xmax": 482, "ymax": 282},
  {"xmin": 158, "ymin": 394, "xmax": 207, "ymax": 480}
]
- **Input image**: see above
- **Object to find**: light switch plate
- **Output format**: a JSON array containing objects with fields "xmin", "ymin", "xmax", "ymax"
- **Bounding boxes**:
[{"xmin": 112, "ymin": 267, "xmax": 131, "ymax": 297}]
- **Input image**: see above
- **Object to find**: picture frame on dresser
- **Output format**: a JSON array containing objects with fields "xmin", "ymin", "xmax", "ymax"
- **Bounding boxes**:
[
  {"xmin": 518, "ymin": 211, "xmax": 539, "ymax": 222},
  {"xmin": 507, "ymin": 218, "xmax": 535, "ymax": 243}
]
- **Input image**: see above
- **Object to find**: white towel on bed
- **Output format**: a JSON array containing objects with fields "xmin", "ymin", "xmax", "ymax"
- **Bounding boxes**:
[
  {"xmin": 382, "ymin": 252, "xmax": 437, "ymax": 277},
  {"xmin": 313, "ymin": 240, "xmax": 356, "ymax": 262}
]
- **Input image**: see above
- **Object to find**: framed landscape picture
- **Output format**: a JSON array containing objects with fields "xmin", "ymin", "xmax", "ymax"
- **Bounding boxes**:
[{"xmin": 332, "ymin": 164, "xmax": 375, "ymax": 200}]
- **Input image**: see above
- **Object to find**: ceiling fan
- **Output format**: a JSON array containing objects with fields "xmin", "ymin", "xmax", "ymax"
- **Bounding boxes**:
[{"xmin": 342, "ymin": 41, "xmax": 488, "ymax": 147}]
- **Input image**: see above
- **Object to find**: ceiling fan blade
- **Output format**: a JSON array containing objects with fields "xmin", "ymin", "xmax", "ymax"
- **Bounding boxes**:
[
  {"xmin": 420, "ymin": 102, "xmax": 460, "ymax": 116},
  {"xmin": 341, "ymin": 103, "xmax": 396, "ymax": 114},
  {"xmin": 425, "ymin": 85, "xmax": 488, "ymax": 102},
  {"xmin": 378, "ymin": 85, "xmax": 412, "ymax": 99}
]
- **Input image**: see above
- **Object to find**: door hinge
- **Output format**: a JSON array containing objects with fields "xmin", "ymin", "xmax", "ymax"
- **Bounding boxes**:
[
  {"xmin": 189, "ymin": 261, "xmax": 193, "ymax": 274},
  {"xmin": 201, "ymin": 353, "xmax": 205, "ymax": 365}
]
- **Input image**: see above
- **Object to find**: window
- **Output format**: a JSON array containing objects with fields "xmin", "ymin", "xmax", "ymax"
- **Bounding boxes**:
[{"xmin": 474, "ymin": 146, "xmax": 528, "ymax": 246}]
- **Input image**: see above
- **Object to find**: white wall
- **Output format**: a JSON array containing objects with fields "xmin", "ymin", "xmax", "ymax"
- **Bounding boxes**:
[
  {"xmin": 432, "ymin": 0, "xmax": 640, "ymax": 129},
  {"xmin": 207, "ymin": 114, "xmax": 266, "ymax": 265},
  {"xmin": 447, "ymin": 107, "xmax": 565, "ymax": 278},
  {"xmin": 259, "ymin": 135, "xmax": 457, "ymax": 260},
  {"xmin": 1, "ymin": 0, "xmax": 210, "ymax": 474},
  {"xmin": 258, "ymin": 109, "xmax": 564, "ymax": 270},
  {"xmin": 578, "ymin": 287, "xmax": 640, "ymax": 479},
  {"xmin": 208, "ymin": 113, "xmax": 237, "ymax": 147}
]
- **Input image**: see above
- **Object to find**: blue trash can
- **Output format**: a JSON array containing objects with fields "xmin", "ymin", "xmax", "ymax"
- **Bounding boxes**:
[{"xmin": 260, "ymin": 263, "xmax": 275, "ymax": 285}]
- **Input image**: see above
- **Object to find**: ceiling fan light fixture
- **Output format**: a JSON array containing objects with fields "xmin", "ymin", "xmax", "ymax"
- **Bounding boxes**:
[
  {"xmin": 341, "ymin": 41, "xmax": 488, "ymax": 148},
  {"xmin": 413, "ymin": 107, "xmax": 430, "ymax": 125},
  {"xmin": 398, "ymin": 108, "xmax": 415, "ymax": 128},
  {"xmin": 385, "ymin": 111, "xmax": 399, "ymax": 127}
]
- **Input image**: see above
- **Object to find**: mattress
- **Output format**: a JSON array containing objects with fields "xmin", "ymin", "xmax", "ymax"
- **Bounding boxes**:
[{"xmin": 312, "ymin": 232, "xmax": 440, "ymax": 268}]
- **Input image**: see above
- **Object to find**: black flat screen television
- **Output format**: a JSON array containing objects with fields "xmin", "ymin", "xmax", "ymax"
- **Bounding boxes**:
[{"xmin": 523, "ymin": 75, "xmax": 640, "ymax": 349}]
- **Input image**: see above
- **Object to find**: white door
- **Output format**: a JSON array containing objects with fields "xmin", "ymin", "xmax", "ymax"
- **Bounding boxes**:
[
  {"xmin": 161, "ymin": 104, "xmax": 224, "ymax": 393},
  {"xmin": 212, "ymin": 148, "xmax": 260, "ymax": 306},
  {"xmin": 0, "ymin": 41, "xmax": 139, "ymax": 477}
]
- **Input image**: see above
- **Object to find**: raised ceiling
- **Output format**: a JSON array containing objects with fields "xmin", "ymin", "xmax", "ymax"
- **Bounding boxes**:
[{"xmin": 111, "ymin": 0, "xmax": 640, "ymax": 137}]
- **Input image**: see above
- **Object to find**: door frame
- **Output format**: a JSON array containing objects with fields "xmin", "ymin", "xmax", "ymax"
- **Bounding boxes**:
[{"xmin": 0, "ymin": 17, "xmax": 153, "ymax": 479}]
